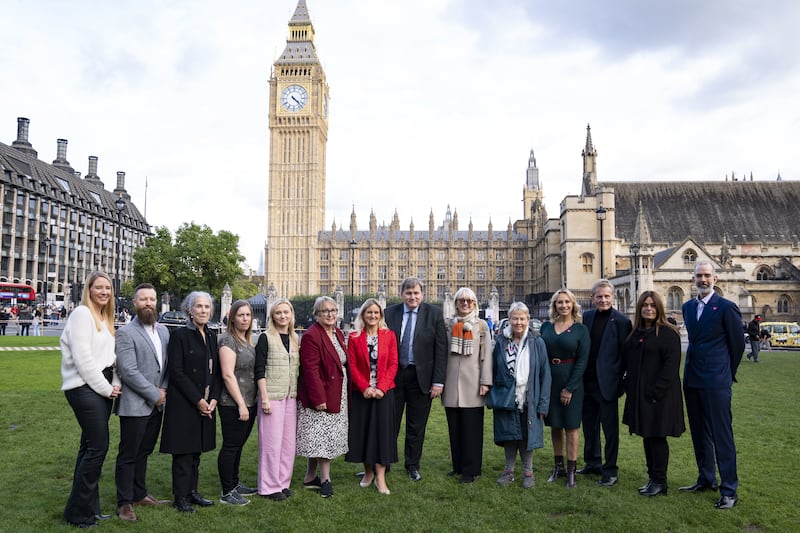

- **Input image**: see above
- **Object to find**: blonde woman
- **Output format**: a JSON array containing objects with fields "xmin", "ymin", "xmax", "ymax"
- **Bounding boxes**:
[
  {"xmin": 60, "ymin": 271, "xmax": 121, "ymax": 528},
  {"xmin": 540, "ymin": 289, "xmax": 590, "ymax": 489},
  {"xmin": 254, "ymin": 298, "xmax": 300, "ymax": 501},
  {"xmin": 442, "ymin": 287, "xmax": 492, "ymax": 484},
  {"xmin": 345, "ymin": 298, "xmax": 398, "ymax": 495}
]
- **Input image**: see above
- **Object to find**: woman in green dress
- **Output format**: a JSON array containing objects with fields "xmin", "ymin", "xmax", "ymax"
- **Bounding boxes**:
[{"xmin": 539, "ymin": 289, "xmax": 590, "ymax": 489}]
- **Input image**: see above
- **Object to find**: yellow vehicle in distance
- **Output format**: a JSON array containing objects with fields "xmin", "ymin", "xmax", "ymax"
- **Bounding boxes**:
[{"xmin": 759, "ymin": 322, "xmax": 800, "ymax": 349}]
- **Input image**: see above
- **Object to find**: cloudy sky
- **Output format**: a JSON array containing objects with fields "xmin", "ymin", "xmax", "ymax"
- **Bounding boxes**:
[{"xmin": 3, "ymin": 0, "xmax": 798, "ymax": 269}]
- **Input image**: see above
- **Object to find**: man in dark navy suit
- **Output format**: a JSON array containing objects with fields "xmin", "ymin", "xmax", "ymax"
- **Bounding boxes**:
[
  {"xmin": 580, "ymin": 279, "xmax": 631, "ymax": 487},
  {"xmin": 385, "ymin": 277, "xmax": 448, "ymax": 482},
  {"xmin": 681, "ymin": 260, "xmax": 744, "ymax": 509}
]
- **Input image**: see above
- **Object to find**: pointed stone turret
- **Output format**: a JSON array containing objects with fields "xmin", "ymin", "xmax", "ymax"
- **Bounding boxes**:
[
  {"xmin": 631, "ymin": 202, "xmax": 652, "ymax": 246},
  {"xmin": 526, "ymin": 149, "xmax": 539, "ymax": 191},
  {"xmin": 349, "ymin": 205, "xmax": 357, "ymax": 238},
  {"xmin": 581, "ymin": 124, "xmax": 598, "ymax": 196},
  {"xmin": 277, "ymin": 0, "xmax": 319, "ymax": 65},
  {"xmin": 452, "ymin": 209, "xmax": 459, "ymax": 231},
  {"xmin": 369, "ymin": 209, "xmax": 377, "ymax": 239}
]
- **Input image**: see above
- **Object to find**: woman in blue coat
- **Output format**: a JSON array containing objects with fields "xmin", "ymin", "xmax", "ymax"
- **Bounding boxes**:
[{"xmin": 488, "ymin": 302, "xmax": 551, "ymax": 489}]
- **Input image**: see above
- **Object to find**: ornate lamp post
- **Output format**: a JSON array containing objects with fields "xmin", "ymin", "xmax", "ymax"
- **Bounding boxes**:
[
  {"xmin": 630, "ymin": 241, "xmax": 640, "ymax": 306},
  {"xmin": 349, "ymin": 238, "xmax": 357, "ymax": 328},
  {"xmin": 595, "ymin": 205, "xmax": 607, "ymax": 277}
]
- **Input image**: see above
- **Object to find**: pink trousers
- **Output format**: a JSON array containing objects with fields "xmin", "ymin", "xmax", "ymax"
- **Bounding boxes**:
[{"xmin": 257, "ymin": 397, "xmax": 297, "ymax": 495}]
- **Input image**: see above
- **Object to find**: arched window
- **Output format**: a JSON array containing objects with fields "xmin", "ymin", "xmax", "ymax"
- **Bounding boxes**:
[
  {"xmin": 683, "ymin": 249, "xmax": 697, "ymax": 265},
  {"xmin": 667, "ymin": 287, "xmax": 683, "ymax": 310},
  {"xmin": 581, "ymin": 253, "xmax": 594, "ymax": 274},
  {"xmin": 778, "ymin": 295, "xmax": 791, "ymax": 314},
  {"xmin": 755, "ymin": 266, "xmax": 772, "ymax": 280}
]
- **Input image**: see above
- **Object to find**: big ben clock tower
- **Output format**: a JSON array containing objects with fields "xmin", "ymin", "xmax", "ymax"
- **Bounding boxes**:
[{"xmin": 265, "ymin": 0, "xmax": 329, "ymax": 297}]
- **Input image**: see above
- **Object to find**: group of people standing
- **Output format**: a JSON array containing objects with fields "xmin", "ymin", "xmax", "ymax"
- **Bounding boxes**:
[{"xmin": 58, "ymin": 263, "xmax": 744, "ymax": 527}]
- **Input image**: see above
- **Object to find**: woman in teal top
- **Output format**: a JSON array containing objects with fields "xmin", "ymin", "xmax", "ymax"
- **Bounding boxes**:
[{"xmin": 540, "ymin": 289, "xmax": 590, "ymax": 489}]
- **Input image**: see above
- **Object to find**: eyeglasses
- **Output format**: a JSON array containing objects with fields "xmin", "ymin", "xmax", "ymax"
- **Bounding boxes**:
[
  {"xmin": 318, "ymin": 309, "xmax": 338, "ymax": 315},
  {"xmin": 456, "ymin": 299, "xmax": 474, "ymax": 305}
]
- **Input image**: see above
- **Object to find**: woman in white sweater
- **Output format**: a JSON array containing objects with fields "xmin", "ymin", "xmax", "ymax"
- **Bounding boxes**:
[{"xmin": 60, "ymin": 271, "xmax": 121, "ymax": 528}]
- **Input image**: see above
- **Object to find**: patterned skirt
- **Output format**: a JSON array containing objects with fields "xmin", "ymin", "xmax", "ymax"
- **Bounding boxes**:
[{"xmin": 296, "ymin": 376, "xmax": 349, "ymax": 459}]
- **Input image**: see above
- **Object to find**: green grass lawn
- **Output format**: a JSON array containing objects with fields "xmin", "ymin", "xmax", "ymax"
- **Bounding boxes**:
[{"xmin": 1, "ymin": 337, "xmax": 798, "ymax": 532}]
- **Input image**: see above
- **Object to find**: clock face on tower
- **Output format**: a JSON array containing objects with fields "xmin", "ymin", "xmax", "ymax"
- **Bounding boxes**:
[{"xmin": 280, "ymin": 85, "xmax": 308, "ymax": 112}]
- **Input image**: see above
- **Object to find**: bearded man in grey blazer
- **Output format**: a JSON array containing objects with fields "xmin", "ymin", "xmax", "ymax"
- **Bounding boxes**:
[{"xmin": 114, "ymin": 284, "xmax": 171, "ymax": 522}]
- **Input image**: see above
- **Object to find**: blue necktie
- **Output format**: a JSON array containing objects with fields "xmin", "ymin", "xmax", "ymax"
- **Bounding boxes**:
[{"xmin": 399, "ymin": 310, "xmax": 412, "ymax": 367}]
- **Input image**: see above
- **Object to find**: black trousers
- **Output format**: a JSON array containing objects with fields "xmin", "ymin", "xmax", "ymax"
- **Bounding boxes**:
[
  {"xmin": 217, "ymin": 405, "xmax": 256, "ymax": 493},
  {"xmin": 445, "ymin": 407, "xmax": 485, "ymax": 477},
  {"xmin": 115, "ymin": 408, "xmax": 163, "ymax": 505},
  {"xmin": 171, "ymin": 453, "xmax": 201, "ymax": 499},
  {"xmin": 643, "ymin": 436, "xmax": 669, "ymax": 484},
  {"xmin": 393, "ymin": 365, "xmax": 433, "ymax": 470},
  {"xmin": 63, "ymin": 385, "xmax": 113, "ymax": 526},
  {"xmin": 581, "ymin": 380, "xmax": 620, "ymax": 477}
]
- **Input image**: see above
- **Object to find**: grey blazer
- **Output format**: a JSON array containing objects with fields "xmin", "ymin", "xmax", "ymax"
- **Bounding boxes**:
[{"xmin": 115, "ymin": 317, "xmax": 170, "ymax": 417}]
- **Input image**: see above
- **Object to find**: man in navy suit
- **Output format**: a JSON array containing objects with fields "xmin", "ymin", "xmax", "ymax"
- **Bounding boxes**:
[
  {"xmin": 580, "ymin": 279, "xmax": 631, "ymax": 486},
  {"xmin": 114, "ymin": 284, "xmax": 171, "ymax": 522},
  {"xmin": 385, "ymin": 277, "xmax": 448, "ymax": 482},
  {"xmin": 680, "ymin": 261, "xmax": 744, "ymax": 509}
]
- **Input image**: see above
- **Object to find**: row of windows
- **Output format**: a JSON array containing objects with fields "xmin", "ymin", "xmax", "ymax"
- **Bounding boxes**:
[{"xmin": 321, "ymin": 249, "xmax": 527, "ymax": 262}]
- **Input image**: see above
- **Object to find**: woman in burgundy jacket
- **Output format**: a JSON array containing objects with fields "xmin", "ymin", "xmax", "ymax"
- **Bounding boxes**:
[{"xmin": 296, "ymin": 296, "xmax": 348, "ymax": 498}]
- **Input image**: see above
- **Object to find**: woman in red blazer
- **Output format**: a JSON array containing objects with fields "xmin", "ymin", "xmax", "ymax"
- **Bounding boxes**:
[
  {"xmin": 345, "ymin": 298, "xmax": 398, "ymax": 495},
  {"xmin": 296, "ymin": 296, "xmax": 348, "ymax": 498}
]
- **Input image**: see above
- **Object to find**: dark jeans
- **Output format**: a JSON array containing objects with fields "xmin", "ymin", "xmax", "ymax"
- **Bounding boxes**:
[
  {"xmin": 749, "ymin": 340, "xmax": 761, "ymax": 361},
  {"xmin": 393, "ymin": 365, "xmax": 434, "ymax": 470},
  {"xmin": 63, "ymin": 385, "xmax": 113, "ymax": 526},
  {"xmin": 115, "ymin": 409, "xmax": 164, "ymax": 505},
  {"xmin": 19, "ymin": 323, "xmax": 30, "ymax": 336},
  {"xmin": 581, "ymin": 380, "xmax": 620, "ymax": 477},
  {"xmin": 217, "ymin": 405, "xmax": 256, "ymax": 493}
]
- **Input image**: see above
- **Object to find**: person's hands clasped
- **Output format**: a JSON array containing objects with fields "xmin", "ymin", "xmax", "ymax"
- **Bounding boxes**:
[
  {"xmin": 109, "ymin": 385, "xmax": 122, "ymax": 399},
  {"xmin": 560, "ymin": 388, "xmax": 572, "ymax": 406},
  {"xmin": 197, "ymin": 398, "xmax": 216, "ymax": 418}
]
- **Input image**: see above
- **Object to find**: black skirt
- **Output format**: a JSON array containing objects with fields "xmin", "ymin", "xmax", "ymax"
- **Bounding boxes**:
[{"xmin": 345, "ymin": 389, "xmax": 398, "ymax": 465}]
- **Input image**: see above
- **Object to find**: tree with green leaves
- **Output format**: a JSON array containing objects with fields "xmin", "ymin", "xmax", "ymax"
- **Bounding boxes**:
[{"xmin": 132, "ymin": 223, "xmax": 245, "ymax": 304}]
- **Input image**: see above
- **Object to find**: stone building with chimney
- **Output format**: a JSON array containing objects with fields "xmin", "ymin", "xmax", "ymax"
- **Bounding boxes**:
[{"xmin": 0, "ymin": 117, "xmax": 150, "ymax": 305}]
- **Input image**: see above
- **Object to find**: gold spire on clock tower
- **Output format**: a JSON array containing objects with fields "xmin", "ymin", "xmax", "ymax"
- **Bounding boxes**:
[{"xmin": 265, "ymin": 0, "xmax": 330, "ymax": 297}]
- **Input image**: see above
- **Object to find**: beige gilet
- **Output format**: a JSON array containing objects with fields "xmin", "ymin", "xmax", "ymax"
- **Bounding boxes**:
[{"xmin": 263, "ymin": 330, "xmax": 300, "ymax": 400}]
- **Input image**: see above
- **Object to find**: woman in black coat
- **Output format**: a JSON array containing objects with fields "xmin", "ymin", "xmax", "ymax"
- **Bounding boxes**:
[
  {"xmin": 160, "ymin": 291, "xmax": 221, "ymax": 513},
  {"xmin": 622, "ymin": 291, "xmax": 685, "ymax": 497}
]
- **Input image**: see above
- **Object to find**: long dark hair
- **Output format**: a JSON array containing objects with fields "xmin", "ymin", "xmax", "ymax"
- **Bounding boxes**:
[{"xmin": 628, "ymin": 290, "xmax": 679, "ymax": 341}]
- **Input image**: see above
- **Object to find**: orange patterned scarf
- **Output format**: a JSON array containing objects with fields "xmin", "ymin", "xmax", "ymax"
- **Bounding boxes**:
[{"xmin": 450, "ymin": 313, "xmax": 476, "ymax": 355}]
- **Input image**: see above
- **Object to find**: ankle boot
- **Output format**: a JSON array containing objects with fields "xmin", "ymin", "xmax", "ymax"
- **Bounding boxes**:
[
  {"xmin": 566, "ymin": 460, "xmax": 577, "ymax": 489},
  {"xmin": 547, "ymin": 456, "xmax": 565, "ymax": 483}
]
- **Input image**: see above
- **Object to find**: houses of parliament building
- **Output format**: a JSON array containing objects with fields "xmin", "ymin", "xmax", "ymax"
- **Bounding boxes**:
[{"xmin": 266, "ymin": 0, "xmax": 800, "ymax": 322}]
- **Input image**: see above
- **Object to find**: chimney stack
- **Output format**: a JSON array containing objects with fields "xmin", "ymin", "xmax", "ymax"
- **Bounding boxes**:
[
  {"xmin": 10, "ymin": 117, "xmax": 38, "ymax": 157},
  {"xmin": 84, "ymin": 155, "xmax": 103, "ymax": 186},
  {"xmin": 52, "ymin": 138, "xmax": 74, "ymax": 172},
  {"xmin": 114, "ymin": 171, "xmax": 131, "ymax": 201}
]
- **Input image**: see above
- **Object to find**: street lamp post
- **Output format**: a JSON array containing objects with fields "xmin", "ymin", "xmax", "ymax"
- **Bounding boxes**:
[
  {"xmin": 349, "ymin": 239, "xmax": 357, "ymax": 329},
  {"xmin": 630, "ymin": 242, "xmax": 640, "ymax": 306},
  {"xmin": 595, "ymin": 205, "xmax": 607, "ymax": 277},
  {"xmin": 43, "ymin": 236, "xmax": 51, "ymax": 305},
  {"xmin": 114, "ymin": 195, "xmax": 126, "ymax": 298}
]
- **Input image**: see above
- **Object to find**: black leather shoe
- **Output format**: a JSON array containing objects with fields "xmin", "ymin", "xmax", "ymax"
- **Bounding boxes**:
[
  {"xmin": 77, "ymin": 522, "xmax": 98, "ymax": 529},
  {"xmin": 459, "ymin": 474, "xmax": 479, "ymax": 484},
  {"xmin": 576, "ymin": 466, "xmax": 602, "ymax": 475},
  {"xmin": 407, "ymin": 468, "xmax": 422, "ymax": 482},
  {"xmin": 190, "ymin": 492, "xmax": 214, "ymax": 507},
  {"xmin": 641, "ymin": 482, "xmax": 667, "ymax": 496},
  {"xmin": 173, "ymin": 497, "xmax": 196, "ymax": 513},
  {"xmin": 93, "ymin": 514, "xmax": 111, "ymax": 520},
  {"xmin": 638, "ymin": 479, "xmax": 653, "ymax": 493},
  {"xmin": 546, "ymin": 464, "xmax": 565, "ymax": 483},
  {"xmin": 714, "ymin": 495, "xmax": 738, "ymax": 509},
  {"xmin": 679, "ymin": 482, "xmax": 718, "ymax": 493},
  {"xmin": 597, "ymin": 476, "xmax": 618, "ymax": 487}
]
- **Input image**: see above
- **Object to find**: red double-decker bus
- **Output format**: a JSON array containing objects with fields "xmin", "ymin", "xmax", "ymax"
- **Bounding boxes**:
[{"xmin": 0, "ymin": 282, "xmax": 36, "ymax": 305}]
